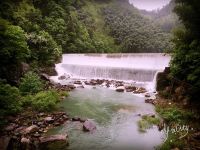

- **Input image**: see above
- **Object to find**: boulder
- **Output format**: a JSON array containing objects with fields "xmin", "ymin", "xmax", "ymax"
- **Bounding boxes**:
[
  {"xmin": 5, "ymin": 123, "xmax": 18, "ymax": 132},
  {"xmin": 40, "ymin": 73, "xmax": 50, "ymax": 81},
  {"xmin": 39, "ymin": 135, "xmax": 68, "ymax": 150},
  {"xmin": 125, "ymin": 85, "xmax": 137, "ymax": 92},
  {"xmin": 74, "ymin": 81, "xmax": 82, "ymax": 85},
  {"xmin": 23, "ymin": 125, "xmax": 39, "ymax": 134},
  {"xmin": 44, "ymin": 117, "xmax": 54, "ymax": 124},
  {"xmin": 116, "ymin": 86, "xmax": 125, "ymax": 92},
  {"xmin": 67, "ymin": 84, "xmax": 76, "ymax": 90},
  {"xmin": 58, "ymin": 75, "xmax": 66, "ymax": 80},
  {"xmin": 21, "ymin": 137, "xmax": 30, "ymax": 144},
  {"xmin": 83, "ymin": 120, "xmax": 96, "ymax": 132},
  {"xmin": 72, "ymin": 116, "xmax": 81, "ymax": 122}
]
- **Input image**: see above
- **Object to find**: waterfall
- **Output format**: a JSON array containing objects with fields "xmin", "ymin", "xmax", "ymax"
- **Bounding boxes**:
[{"xmin": 54, "ymin": 53, "xmax": 171, "ymax": 89}]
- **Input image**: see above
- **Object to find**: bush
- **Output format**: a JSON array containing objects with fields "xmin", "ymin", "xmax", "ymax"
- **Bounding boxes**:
[
  {"xmin": 32, "ymin": 90, "xmax": 59, "ymax": 112},
  {"xmin": 0, "ymin": 81, "xmax": 22, "ymax": 116},
  {"xmin": 19, "ymin": 71, "xmax": 43, "ymax": 95}
]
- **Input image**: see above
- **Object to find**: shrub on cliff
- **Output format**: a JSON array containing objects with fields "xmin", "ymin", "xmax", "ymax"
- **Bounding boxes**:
[
  {"xmin": 32, "ymin": 90, "xmax": 59, "ymax": 112},
  {"xmin": 0, "ymin": 81, "xmax": 22, "ymax": 116},
  {"xmin": 19, "ymin": 71, "xmax": 43, "ymax": 95}
]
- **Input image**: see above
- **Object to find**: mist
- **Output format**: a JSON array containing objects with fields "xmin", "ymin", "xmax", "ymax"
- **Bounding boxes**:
[{"xmin": 129, "ymin": 0, "xmax": 171, "ymax": 11}]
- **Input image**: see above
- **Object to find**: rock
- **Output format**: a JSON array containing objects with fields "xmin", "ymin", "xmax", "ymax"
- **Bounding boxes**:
[
  {"xmin": 145, "ymin": 99, "xmax": 156, "ymax": 105},
  {"xmin": 74, "ymin": 81, "xmax": 82, "ymax": 85},
  {"xmin": 40, "ymin": 73, "xmax": 50, "ymax": 81},
  {"xmin": 80, "ymin": 118, "xmax": 86, "ymax": 123},
  {"xmin": 23, "ymin": 125, "xmax": 39, "ymax": 134},
  {"xmin": 116, "ymin": 86, "xmax": 125, "ymax": 92},
  {"xmin": 83, "ymin": 120, "xmax": 96, "ymax": 132},
  {"xmin": 0, "ymin": 136, "xmax": 10, "ymax": 150},
  {"xmin": 39, "ymin": 135, "xmax": 68, "ymax": 150},
  {"xmin": 5, "ymin": 123, "xmax": 18, "ymax": 132},
  {"xmin": 175, "ymin": 86, "xmax": 185, "ymax": 95},
  {"xmin": 53, "ymin": 122, "xmax": 61, "ymax": 126},
  {"xmin": 58, "ymin": 75, "xmax": 66, "ymax": 80},
  {"xmin": 67, "ymin": 84, "xmax": 76, "ymax": 90},
  {"xmin": 72, "ymin": 116, "xmax": 81, "ymax": 122},
  {"xmin": 145, "ymin": 94, "xmax": 151, "ymax": 98},
  {"xmin": 33, "ymin": 132, "xmax": 41, "ymax": 138},
  {"xmin": 158, "ymin": 120, "xmax": 164, "ymax": 131},
  {"xmin": 21, "ymin": 137, "xmax": 30, "ymax": 144},
  {"xmin": 44, "ymin": 117, "xmax": 54, "ymax": 124},
  {"xmin": 115, "ymin": 82, "xmax": 124, "ymax": 87},
  {"xmin": 135, "ymin": 87, "xmax": 147, "ymax": 93},
  {"xmin": 125, "ymin": 85, "xmax": 137, "ymax": 92}
]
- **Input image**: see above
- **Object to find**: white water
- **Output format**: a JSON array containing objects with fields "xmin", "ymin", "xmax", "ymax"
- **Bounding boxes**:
[{"xmin": 53, "ymin": 53, "xmax": 170, "ymax": 90}]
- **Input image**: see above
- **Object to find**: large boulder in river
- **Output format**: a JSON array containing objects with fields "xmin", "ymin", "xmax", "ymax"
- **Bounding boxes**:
[
  {"xmin": 83, "ymin": 120, "xmax": 96, "ymax": 132},
  {"xmin": 116, "ymin": 86, "xmax": 125, "ymax": 92},
  {"xmin": 39, "ymin": 134, "xmax": 68, "ymax": 150}
]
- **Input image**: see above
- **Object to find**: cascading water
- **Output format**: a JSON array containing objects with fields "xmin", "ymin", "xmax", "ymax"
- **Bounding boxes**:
[
  {"xmin": 53, "ymin": 53, "xmax": 170, "ymax": 90},
  {"xmin": 49, "ymin": 53, "xmax": 171, "ymax": 150}
]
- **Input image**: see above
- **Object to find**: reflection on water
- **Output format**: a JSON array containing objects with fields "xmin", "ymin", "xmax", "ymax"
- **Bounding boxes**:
[{"xmin": 48, "ymin": 87, "xmax": 165, "ymax": 150}]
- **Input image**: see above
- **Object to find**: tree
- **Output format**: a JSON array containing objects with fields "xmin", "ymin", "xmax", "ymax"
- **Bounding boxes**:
[
  {"xmin": 0, "ymin": 18, "xmax": 30, "ymax": 82},
  {"xmin": 170, "ymin": 0, "xmax": 200, "ymax": 104}
]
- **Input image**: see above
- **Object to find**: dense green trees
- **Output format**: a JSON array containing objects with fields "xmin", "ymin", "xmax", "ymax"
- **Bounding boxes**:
[
  {"xmin": 170, "ymin": 0, "xmax": 200, "ymax": 104},
  {"xmin": 102, "ymin": 0, "xmax": 173, "ymax": 53}
]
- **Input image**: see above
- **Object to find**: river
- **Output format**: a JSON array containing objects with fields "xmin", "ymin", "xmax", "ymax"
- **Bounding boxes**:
[{"xmin": 49, "ymin": 53, "xmax": 171, "ymax": 150}]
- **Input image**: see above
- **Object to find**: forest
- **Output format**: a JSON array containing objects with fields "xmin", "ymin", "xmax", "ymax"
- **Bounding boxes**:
[{"xmin": 0, "ymin": 0, "xmax": 200, "ymax": 149}]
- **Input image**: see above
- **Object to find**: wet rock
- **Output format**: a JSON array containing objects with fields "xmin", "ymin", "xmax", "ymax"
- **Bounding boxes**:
[
  {"xmin": 134, "ymin": 87, "xmax": 147, "ymax": 94},
  {"xmin": 83, "ymin": 120, "xmax": 96, "ymax": 132},
  {"xmin": 23, "ymin": 125, "xmax": 39, "ymax": 134},
  {"xmin": 80, "ymin": 118, "xmax": 86, "ymax": 123},
  {"xmin": 72, "ymin": 116, "xmax": 81, "ymax": 122},
  {"xmin": 74, "ymin": 81, "xmax": 82, "ymax": 85},
  {"xmin": 5, "ymin": 123, "xmax": 18, "ymax": 132},
  {"xmin": 116, "ymin": 86, "xmax": 125, "ymax": 92},
  {"xmin": 21, "ymin": 137, "xmax": 30, "ymax": 144},
  {"xmin": 58, "ymin": 75, "xmax": 66, "ymax": 80},
  {"xmin": 39, "ymin": 134, "xmax": 68, "ymax": 150},
  {"xmin": 125, "ymin": 85, "xmax": 137, "ymax": 92},
  {"xmin": 145, "ymin": 94, "xmax": 151, "ymax": 98},
  {"xmin": 53, "ymin": 122, "xmax": 61, "ymax": 126},
  {"xmin": 145, "ymin": 99, "xmax": 156, "ymax": 105},
  {"xmin": 67, "ymin": 84, "xmax": 76, "ymax": 90},
  {"xmin": 0, "ymin": 136, "xmax": 10, "ymax": 150},
  {"xmin": 115, "ymin": 81, "xmax": 124, "ymax": 87},
  {"xmin": 37, "ymin": 122, "xmax": 43, "ymax": 127},
  {"xmin": 158, "ymin": 120, "xmax": 164, "ymax": 131},
  {"xmin": 33, "ymin": 132, "xmax": 41, "ymax": 138},
  {"xmin": 40, "ymin": 73, "xmax": 50, "ymax": 81},
  {"xmin": 38, "ymin": 113, "xmax": 45, "ymax": 117},
  {"xmin": 44, "ymin": 117, "xmax": 54, "ymax": 124}
]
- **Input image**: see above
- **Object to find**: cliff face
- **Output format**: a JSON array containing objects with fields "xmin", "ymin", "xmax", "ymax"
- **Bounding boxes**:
[{"xmin": 156, "ymin": 67, "xmax": 198, "ymax": 109}]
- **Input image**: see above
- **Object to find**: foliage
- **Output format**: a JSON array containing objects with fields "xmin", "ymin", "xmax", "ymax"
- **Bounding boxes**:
[
  {"xmin": 0, "ymin": 81, "xmax": 21, "ymax": 116},
  {"xmin": 138, "ymin": 115, "xmax": 160, "ymax": 132},
  {"xmin": 140, "ymin": 0, "xmax": 178, "ymax": 32},
  {"xmin": 102, "ymin": 0, "xmax": 173, "ymax": 53},
  {"xmin": 0, "ymin": 18, "xmax": 30, "ymax": 82},
  {"xmin": 170, "ymin": 0, "xmax": 200, "ymax": 105},
  {"xmin": 156, "ymin": 105, "xmax": 193, "ymax": 124},
  {"xmin": 31, "ymin": 90, "xmax": 59, "ymax": 112},
  {"xmin": 19, "ymin": 71, "xmax": 43, "ymax": 95}
]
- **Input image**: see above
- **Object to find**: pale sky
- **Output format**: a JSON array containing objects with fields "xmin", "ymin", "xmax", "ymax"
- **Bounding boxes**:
[{"xmin": 129, "ymin": 0, "xmax": 171, "ymax": 11}]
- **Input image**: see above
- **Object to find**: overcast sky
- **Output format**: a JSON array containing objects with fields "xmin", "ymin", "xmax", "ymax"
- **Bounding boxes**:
[{"xmin": 129, "ymin": 0, "xmax": 171, "ymax": 11}]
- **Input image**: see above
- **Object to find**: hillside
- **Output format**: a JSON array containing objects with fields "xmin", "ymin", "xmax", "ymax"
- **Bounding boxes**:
[{"xmin": 140, "ymin": 0, "xmax": 179, "ymax": 32}]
